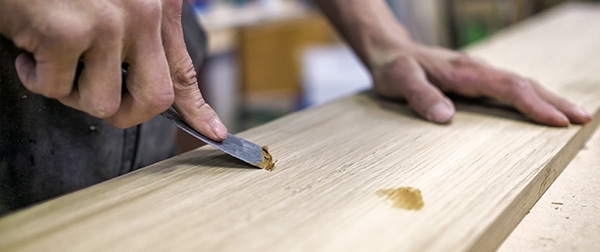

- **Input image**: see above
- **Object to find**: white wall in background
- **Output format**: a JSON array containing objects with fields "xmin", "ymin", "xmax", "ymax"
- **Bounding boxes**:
[{"xmin": 301, "ymin": 45, "xmax": 371, "ymax": 108}]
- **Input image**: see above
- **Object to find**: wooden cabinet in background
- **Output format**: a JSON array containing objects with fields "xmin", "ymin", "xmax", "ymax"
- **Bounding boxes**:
[{"xmin": 240, "ymin": 14, "xmax": 338, "ymax": 112}]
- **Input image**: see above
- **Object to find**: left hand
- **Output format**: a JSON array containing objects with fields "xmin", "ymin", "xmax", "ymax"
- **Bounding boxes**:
[
  {"xmin": 371, "ymin": 43, "xmax": 592, "ymax": 126},
  {"xmin": 0, "ymin": 0, "xmax": 229, "ymax": 141}
]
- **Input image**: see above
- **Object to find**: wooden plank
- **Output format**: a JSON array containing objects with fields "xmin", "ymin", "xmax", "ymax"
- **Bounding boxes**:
[
  {"xmin": 1, "ymin": 3, "xmax": 599, "ymax": 252},
  {"xmin": 498, "ymin": 127, "xmax": 600, "ymax": 251}
]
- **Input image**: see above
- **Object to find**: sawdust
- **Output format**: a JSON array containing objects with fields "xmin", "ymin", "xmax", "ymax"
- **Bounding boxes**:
[
  {"xmin": 253, "ymin": 146, "xmax": 275, "ymax": 171},
  {"xmin": 376, "ymin": 187, "xmax": 424, "ymax": 210}
]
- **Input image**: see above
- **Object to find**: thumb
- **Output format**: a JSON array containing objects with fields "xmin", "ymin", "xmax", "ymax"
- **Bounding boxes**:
[{"xmin": 160, "ymin": 0, "xmax": 228, "ymax": 141}]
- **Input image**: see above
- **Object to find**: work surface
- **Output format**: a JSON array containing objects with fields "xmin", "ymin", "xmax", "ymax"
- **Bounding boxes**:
[
  {"xmin": 1, "ymin": 3, "xmax": 600, "ymax": 252},
  {"xmin": 499, "ymin": 124, "xmax": 600, "ymax": 251}
]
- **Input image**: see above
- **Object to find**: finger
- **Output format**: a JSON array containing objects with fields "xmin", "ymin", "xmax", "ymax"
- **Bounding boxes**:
[
  {"xmin": 509, "ymin": 89, "xmax": 569, "ymax": 127},
  {"xmin": 15, "ymin": 49, "xmax": 79, "ymax": 98},
  {"xmin": 59, "ymin": 43, "xmax": 123, "ymax": 118},
  {"xmin": 161, "ymin": 0, "xmax": 228, "ymax": 141},
  {"xmin": 530, "ymin": 80, "xmax": 592, "ymax": 124},
  {"xmin": 380, "ymin": 59, "xmax": 455, "ymax": 123},
  {"xmin": 471, "ymin": 73, "xmax": 569, "ymax": 126},
  {"xmin": 434, "ymin": 58, "xmax": 571, "ymax": 126},
  {"xmin": 105, "ymin": 34, "xmax": 174, "ymax": 128},
  {"xmin": 407, "ymin": 80, "xmax": 455, "ymax": 124}
]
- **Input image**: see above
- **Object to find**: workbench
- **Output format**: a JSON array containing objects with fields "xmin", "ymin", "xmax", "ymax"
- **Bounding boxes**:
[
  {"xmin": 500, "ymin": 125, "xmax": 600, "ymax": 250},
  {"xmin": 1, "ymin": 3, "xmax": 599, "ymax": 251}
]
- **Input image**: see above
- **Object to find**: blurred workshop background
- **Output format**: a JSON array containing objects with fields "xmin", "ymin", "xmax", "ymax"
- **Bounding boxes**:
[{"xmin": 177, "ymin": 0, "xmax": 597, "ymax": 152}]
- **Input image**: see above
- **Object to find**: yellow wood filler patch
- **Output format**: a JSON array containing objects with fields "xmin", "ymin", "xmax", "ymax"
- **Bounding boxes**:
[
  {"xmin": 376, "ymin": 187, "xmax": 424, "ymax": 210},
  {"xmin": 253, "ymin": 146, "xmax": 275, "ymax": 171}
]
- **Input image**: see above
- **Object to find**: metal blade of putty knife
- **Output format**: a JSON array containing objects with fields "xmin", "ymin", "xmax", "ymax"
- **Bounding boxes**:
[{"xmin": 160, "ymin": 107, "xmax": 265, "ymax": 168}]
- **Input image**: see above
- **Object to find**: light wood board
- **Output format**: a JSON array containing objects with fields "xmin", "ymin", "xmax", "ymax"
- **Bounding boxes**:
[
  {"xmin": 499, "ymin": 123, "xmax": 600, "ymax": 251},
  {"xmin": 1, "ymin": 3, "xmax": 600, "ymax": 252}
]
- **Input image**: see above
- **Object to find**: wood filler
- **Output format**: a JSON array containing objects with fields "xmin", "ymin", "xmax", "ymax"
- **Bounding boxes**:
[
  {"xmin": 376, "ymin": 187, "xmax": 424, "ymax": 210},
  {"xmin": 253, "ymin": 146, "xmax": 275, "ymax": 171}
]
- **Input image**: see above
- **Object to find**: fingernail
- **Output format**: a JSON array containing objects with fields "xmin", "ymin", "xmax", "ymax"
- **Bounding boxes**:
[
  {"xmin": 426, "ymin": 102, "xmax": 454, "ymax": 123},
  {"xmin": 575, "ymin": 106, "xmax": 592, "ymax": 120},
  {"xmin": 210, "ymin": 117, "xmax": 228, "ymax": 140}
]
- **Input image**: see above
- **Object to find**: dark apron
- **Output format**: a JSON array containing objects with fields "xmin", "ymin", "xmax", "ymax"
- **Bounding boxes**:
[{"xmin": 0, "ymin": 2, "xmax": 207, "ymax": 215}]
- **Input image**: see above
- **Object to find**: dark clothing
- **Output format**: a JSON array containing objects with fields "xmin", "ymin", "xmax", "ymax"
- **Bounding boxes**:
[{"xmin": 0, "ymin": 3, "xmax": 206, "ymax": 215}]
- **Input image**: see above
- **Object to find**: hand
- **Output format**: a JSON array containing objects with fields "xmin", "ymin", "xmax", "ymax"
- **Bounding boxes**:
[
  {"xmin": 371, "ymin": 43, "xmax": 592, "ymax": 126},
  {"xmin": 0, "ymin": 0, "xmax": 228, "ymax": 141}
]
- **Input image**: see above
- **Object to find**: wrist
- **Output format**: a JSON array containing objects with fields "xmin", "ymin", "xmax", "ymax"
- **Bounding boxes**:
[{"xmin": 315, "ymin": 0, "xmax": 414, "ymax": 72}]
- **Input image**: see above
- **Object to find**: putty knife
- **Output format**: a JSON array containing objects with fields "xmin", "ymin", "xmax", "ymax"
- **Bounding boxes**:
[{"xmin": 160, "ymin": 107, "xmax": 265, "ymax": 167}]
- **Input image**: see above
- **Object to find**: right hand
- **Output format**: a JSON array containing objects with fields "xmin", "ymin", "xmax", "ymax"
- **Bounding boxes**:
[
  {"xmin": 0, "ymin": 0, "xmax": 229, "ymax": 141},
  {"xmin": 371, "ymin": 43, "xmax": 592, "ymax": 126}
]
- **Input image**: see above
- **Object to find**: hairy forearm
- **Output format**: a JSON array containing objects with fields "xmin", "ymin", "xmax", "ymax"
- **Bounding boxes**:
[{"xmin": 314, "ymin": 0, "xmax": 412, "ymax": 69}]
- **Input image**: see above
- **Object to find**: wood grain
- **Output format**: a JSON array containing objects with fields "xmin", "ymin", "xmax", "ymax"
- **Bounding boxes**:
[
  {"xmin": 1, "ymin": 3, "xmax": 600, "ymax": 252},
  {"xmin": 498, "ymin": 125, "xmax": 600, "ymax": 251}
]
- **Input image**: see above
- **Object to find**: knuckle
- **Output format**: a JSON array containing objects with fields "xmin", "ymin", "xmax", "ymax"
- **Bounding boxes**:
[
  {"xmin": 374, "ymin": 55, "xmax": 414, "ymax": 75},
  {"xmin": 526, "ymin": 78, "xmax": 542, "ymax": 89},
  {"xmin": 451, "ymin": 54, "xmax": 474, "ymax": 66},
  {"xmin": 194, "ymin": 100, "xmax": 219, "ymax": 121},
  {"xmin": 439, "ymin": 69, "xmax": 459, "ymax": 85},
  {"xmin": 135, "ymin": 0, "xmax": 163, "ymax": 25},
  {"xmin": 506, "ymin": 77, "xmax": 529, "ymax": 93},
  {"xmin": 146, "ymin": 89, "xmax": 174, "ymax": 113},
  {"xmin": 453, "ymin": 54, "xmax": 487, "ymax": 66},
  {"xmin": 38, "ymin": 85, "xmax": 71, "ymax": 98},
  {"xmin": 432, "ymin": 72, "xmax": 455, "ymax": 92},
  {"xmin": 503, "ymin": 77, "xmax": 532, "ymax": 102},
  {"xmin": 13, "ymin": 33, "xmax": 35, "ymax": 51},
  {"xmin": 39, "ymin": 17, "xmax": 91, "ymax": 47},
  {"xmin": 196, "ymin": 99, "xmax": 214, "ymax": 113},
  {"xmin": 373, "ymin": 61, "xmax": 421, "ymax": 99},
  {"xmin": 93, "ymin": 8, "xmax": 123, "ymax": 40},
  {"xmin": 390, "ymin": 55, "xmax": 416, "ymax": 68},
  {"xmin": 180, "ymin": 96, "xmax": 218, "ymax": 119},
  {"xmin": 376, "ymin": 58, "xmax": 414, "ymax": 84},
  {"xmin": 87, "ymin": 100, "xmax": 120, "ymax": 118},
  {"xmin": 175, "ymin": 61, "xmax": 199, "ymax": 87}
]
